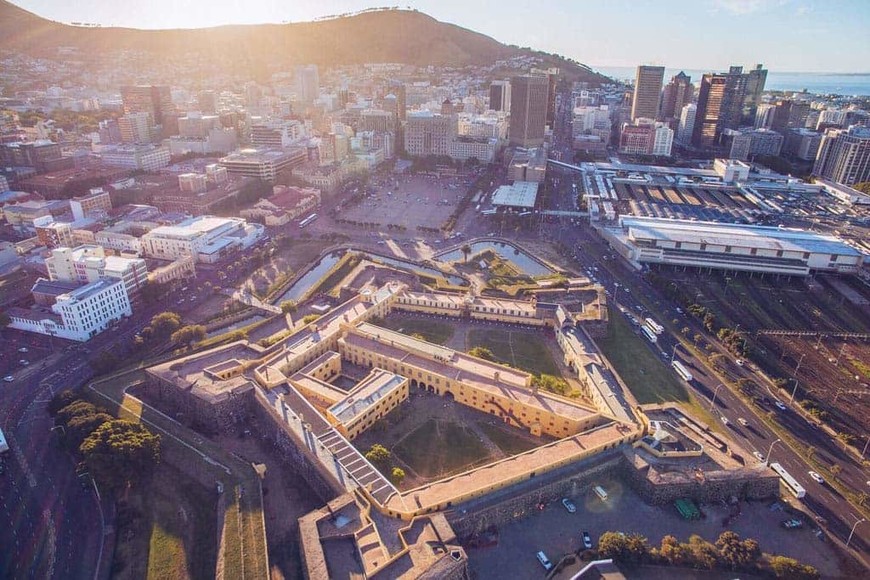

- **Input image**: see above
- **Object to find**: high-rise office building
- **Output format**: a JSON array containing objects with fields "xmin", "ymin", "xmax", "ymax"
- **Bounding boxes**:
[
  {"xmin": 118, "ymin": 112, "xmax": 153, "ymax": 144},
  {"xmin": 677, "ymin": 103, "xmax": 697, "ymax": 144},
  {"xmin": 659, "ymin": 72, "xmax": 693, "ymax": 121},
  {"xmin": 121, "ymin": 85, "xmax": 177, "ymax": 137},
  {"xmin": 531, "ymin": 67, "xmax": 560, "ymax": 127},
  {"xmin": 631, "ymin": 66, "xmax": 665, "ymax": 122},
  {"xmin": 298, "ymin": 65, "xmax": 320, "ymax": 103},
  {"xmin": 490, "ymin": 80, "xmax": 511, "ymax": 112},
  {"xmin": 742, "ymin": 64, "xmax": 768, "ymax": 124},
  {"xmin": 197, "ymin": 90, "xmax": 217, "ymax": 114},
  {"xmin": 509, "ymin": 75, "xmax": 549, "ymax": 148},
  {"xmin": 813, "ymin": 125, "xmax": 870, "ymax": 186},
  {"xmin": 388, "ymin": 80, "xmax": 406, "ymax": 122},
  {"xmin": 692, "ymin": 67, "xmax": 748, "ymax": 148}
]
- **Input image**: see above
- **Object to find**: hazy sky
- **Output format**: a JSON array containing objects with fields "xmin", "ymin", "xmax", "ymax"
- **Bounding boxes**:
[{"xmin": 13, "ymin": 0, "xmax": 870, "ymax": 73}]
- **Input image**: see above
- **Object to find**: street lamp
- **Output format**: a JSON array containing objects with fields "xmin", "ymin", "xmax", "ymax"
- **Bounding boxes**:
[
  {"xmin": 765, "ymin": 438, "xmax": 782, "ymax": 466},
  {"xmin": 709, "ymin": 384, "xmax": 724, "ymax": 411},
  {"xmin": 790, "ymin": 378, "xmax": 800, "ymax": 404},
  {"xmin": 847, "ymin": 518, "xmax": 866, "ymax": 548},
  {"xmin": 794, "ymin": 352, "xmax": 806, "ymax": 375}
]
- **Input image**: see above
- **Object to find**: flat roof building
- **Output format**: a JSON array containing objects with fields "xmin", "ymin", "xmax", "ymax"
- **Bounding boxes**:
[
  {"xmin": 140, "ymin": 215, "xmax": 263, "ymax": 263},
  {"xmin": 603, "ymin": 216, "xmax": 864, "ymax": 276},
  {"xmin": 218, "ymin": 148, "xmax": 307, "ymax": 183},
  {"xmin": 491, "ymin": 181, "xmax": 539, "ymax": 210}
]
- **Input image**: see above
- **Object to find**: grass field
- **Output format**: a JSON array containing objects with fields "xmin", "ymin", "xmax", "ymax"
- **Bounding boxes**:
[
  {"xmin": 89, "ymin": 372, "xmax": 269, "ymax": 580},
  {"xmin": 374, "ymin": 317, "xmax": 456, "ymax": 345},
  {"xmin": 467, "ymin": 329, "xmax": 560, "ymax": 377},
  {"xmin": 111, "ymin": 464, "xmax": 217, "ymax": 580},
  {"xmin": 478, "ymin": 422, "xmax": 540, "ymax": 456},
  {"xmin": 394, "ymin": 419, "xmax": 490, "ymax": 479},
  {"xmin": 597, "ymin": 308, "xmax": 689, "ymax": 405}
]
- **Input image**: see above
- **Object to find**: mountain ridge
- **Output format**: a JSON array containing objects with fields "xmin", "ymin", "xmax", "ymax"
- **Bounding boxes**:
[{"xmin": 0, "ymin": 2, "xmax": 608, "ymax": 83}]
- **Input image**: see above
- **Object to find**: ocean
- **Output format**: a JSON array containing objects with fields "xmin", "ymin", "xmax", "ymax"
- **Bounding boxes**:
[{"xmin": 590, "ymin": 65, "xmax": 870, "ymax": 96}]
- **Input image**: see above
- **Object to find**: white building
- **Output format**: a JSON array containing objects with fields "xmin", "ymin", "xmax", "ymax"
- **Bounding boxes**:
[
  {"xmin": 218, "ymin": 148, "xmax": 307, "ymax": 183},
  {"xmin": 140, "ymin": 215, "xmax": 264, "ymax": 263},
  {"xmin": 250, "ymin": 119, "xmax": 307, "ymax": 148},
  {"xmin": 652, "ymin": 125, "xmax": 674, "ymax": 156},
  {"xmin": 677, "ymin": 103, "xmax": 697, "ymax": 144},
  {"xmin": 603, "ymin": 216, "xmax": 864, "ymax": 276},
  {"xmin": 8, "ymin": 278, "xmax": 132, "ymax": 342},
  {"xmin": 449, "ymin": 137, "xmax": 499, "ymax": 163},
  {"xmin": 46, "ymin": 245, "xmax": 148, "ymax": 297},
  {"xmin": 713, "ymin": 159, "xmax": 751, "ymax": 182},
  {"xmin": 99, "ymin": 144, "xmax": 171, "ymax": 171}
]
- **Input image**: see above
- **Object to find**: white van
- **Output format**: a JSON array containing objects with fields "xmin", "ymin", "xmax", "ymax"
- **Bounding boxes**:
[
  {"xmin": 593, "ymin": 485, "xmax": 608, "ymax": 501},
  {"xmin": 536, "ymin": 551, "xmax": 553, "ymax": 571}
]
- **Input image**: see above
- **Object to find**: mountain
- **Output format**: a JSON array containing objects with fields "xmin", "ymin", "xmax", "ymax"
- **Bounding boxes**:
[{"xmin": 0, "ymin": 2, "xmax": 608, "ymax": 83}]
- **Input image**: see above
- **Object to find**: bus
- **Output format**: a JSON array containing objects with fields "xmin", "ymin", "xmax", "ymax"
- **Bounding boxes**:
[
  {"xmin": 769, "ymin": 462, "xmax": 806, "ymax": 499},
  {"xmin": 299, "ymin": 213, "xmax": 318, "ymax": 228},
  {"xmin": 640, "ymin": 325, "xmax": 658, "ymax": 344},
  {"xmin": 671, "ymin": 360, "xmax": 693, "ymax": 382},
  {"xmin": 645, "ymin": 318, "xmax": 664, "ymax": 335}
]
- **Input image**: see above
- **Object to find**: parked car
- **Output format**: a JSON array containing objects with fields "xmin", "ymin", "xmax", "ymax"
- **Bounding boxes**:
[
  {"xmin": 582, "ymin": 531, "xmax": 594, "ymax": 550},
  {"xmin": 17, "ymin": 347, "xmax": 28, "ymax": 353},
  {"xmin": 536, "ymin": 551, "xmax": 553, "ymax": 571},
  {"xmin": 808, "ymin": 471, "xmax": 825, "ymax": 484},
  {"xmin": 781, "ymin": 519, "xmax": 804, "ymax": 529},
  {"xmin": 561, "ymin": 498, "xmax": 576, "ymax": 513},
  {"xmin": 3, "ymin": 376, "xmax": 13, "ymax": 383}
]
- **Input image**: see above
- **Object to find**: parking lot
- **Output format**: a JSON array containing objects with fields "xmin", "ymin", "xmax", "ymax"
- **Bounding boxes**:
[
  {"xmin": 338, "ymin": 174, "xmax": 467, "ymax": 232},
  {"xmin": 467, "ymin": 475, "xmax": 843, "ymax": 579}
]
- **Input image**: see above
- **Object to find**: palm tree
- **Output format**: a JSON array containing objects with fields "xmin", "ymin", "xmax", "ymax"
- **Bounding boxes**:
[{"xmin": 461, "ymin": 243, "xmax": 472, "ymax": 263}]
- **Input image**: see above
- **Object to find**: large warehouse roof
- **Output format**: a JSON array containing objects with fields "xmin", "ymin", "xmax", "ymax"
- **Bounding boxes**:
[
  {"xmin": 491, "ymin": 181, "xmax": 539, "ymax": 209},
  {"xmin": 621, "ymin": 216, "xmax": 862, "ymax": 256}
]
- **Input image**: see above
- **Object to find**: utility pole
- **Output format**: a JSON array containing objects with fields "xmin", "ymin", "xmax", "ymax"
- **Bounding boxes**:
[{"xmin": 710, "ymin": 384, "xmax": 724, "ymax": 411}]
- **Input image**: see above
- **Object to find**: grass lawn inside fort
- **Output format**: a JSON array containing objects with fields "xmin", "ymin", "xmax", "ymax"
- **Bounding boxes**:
[
  {"xmin": 466, "ymin": 328, "xmax": 560, "ymax": 377},
  {"xmin": 393, "ymin": 419, "xmax": 490, "ymax": 479},
  {"xmin": 373, "ymin": 316, "xmax": 456, "ymax": 345}
]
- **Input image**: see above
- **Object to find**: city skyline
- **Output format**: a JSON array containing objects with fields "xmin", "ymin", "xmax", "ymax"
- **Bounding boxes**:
[{"xmin": 11, "ymin": 0, "xmax": 870, "ymax": 73}]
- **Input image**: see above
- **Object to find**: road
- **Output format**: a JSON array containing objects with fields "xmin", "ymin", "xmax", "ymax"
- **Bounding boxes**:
[
  {"xmin": 0, "ymin": 342, "xmax": 102, "ymax": 580},
  {"xmin": 537, "ymin": 173, "xmax": 870, "ymax": 558}
]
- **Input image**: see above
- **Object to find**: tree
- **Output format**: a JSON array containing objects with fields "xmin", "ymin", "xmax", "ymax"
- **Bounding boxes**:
[
  {"xmin": 365, "ymin": 444, "xmax": 391, "ymax": 468},
  {"xmin": 170, "ymin": 324, "xmax": 206, "ymax": 347},
  {"xmin": 150, "ymin": 312, "xmax": 181, "ymax": 340},
  {"xmin": 658, "ymin": 535, "xmax": 689, "ymax": 566},
  {"xmin": 686, "ymin": 534, "xmax": 718, "ymax": 569},
  {"xmin": 597, "ymin": 532, "xmax": 629, "ymax": 559},
  {"xmin": 830, "ymin": 463, "xmax": 842, "ymax": 480},
  {"xmin": 280, "ymin": 300, "xmax": 298, "ymax": 314},
  {"xmin": 715, "ymin": 531, "xmax": 759, "ymax": 570},
  {"xmin": 468, "ymin": 346, "xmax": 495, "ymax": 361},
  {"xmin": 769, "ymin": 556, "xmax": 820, "ymax": 579},
  {"xmin": 48, "ymin": 390, "xmax": 79, "ymax": 417},
  {"xmin": 532, "ymin": 374, "xmax": 571, "ymax": 396},
  {"xmin": 390, "ymin": 467, "xmax": 406, "ymax": 485},
  {"xmin": 461, "ymin": 243, "xmax": 472, "ymax": 263},
  {"xmin": 302, "ymin": 314, "xmax": 321, "ymax": 324},
  {"xmin": 89, "ymin": 351, "xmax": 120, "ymax": 375},
  {"xmin": 65, "ymin": 409, "xmax": 113, "ymax": 450},
  {"xmin": 80, "ymin": 419, "xmax": 161, "ymax": 490},
  {"xmin": 0, "ymin": 312, "xmax": 10, "ymax": 328}
]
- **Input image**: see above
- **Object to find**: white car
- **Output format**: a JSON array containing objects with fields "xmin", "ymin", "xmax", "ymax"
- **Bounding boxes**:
[
  {"xmin": 774, "ymin": 400, "xmax": 788, "ymax": 411},
  {"xmin": 721, "ymin": 416, "xmax": 730, "ymax": 426},
  {"xmin": 735, "ymin": 359, "xmax": 744, "ymax": 366},
  {"xmin": 561, "ymin": 498, "xmax": 576, "ymax": 513},
  {"xmin": 808, "ymin": 471, "xmax": 825, "ymax": 484},
  {"xmin": 737, "ymin": 418, "xmax": 749, "ymax": 427},
  {"xmin": 753, "ymin": 451, "xmax": 765, "ymax": 463},
  {"xmin": 3, "ymin": 375, "xmax": 13, "ymax": 383}
]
